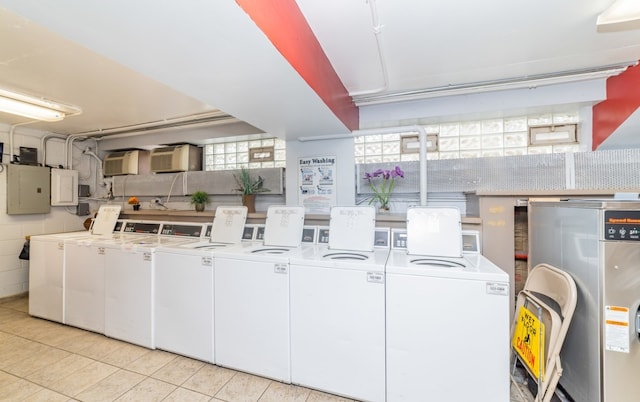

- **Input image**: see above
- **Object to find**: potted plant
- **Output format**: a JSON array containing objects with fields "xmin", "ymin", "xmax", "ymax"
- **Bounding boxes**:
[
  {"xmin": 190, "ymin": 190, "xmax": 209, "ymax": 212},
  {"xmin": 128, "ymin": 196, "xmax": 141, "ymax": 211},
  {"xmin": 363, "ymin": 165, "xmax": 405, "ymax": 213},
  {"xmin": 233, "ymin": 166, "xmax": 270, "ymax": 213}
]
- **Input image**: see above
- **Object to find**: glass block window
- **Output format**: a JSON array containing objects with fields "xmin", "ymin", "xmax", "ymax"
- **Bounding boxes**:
[
  {"xmin": 354, "ymin": 112, "xmax": 580, "ymax": 164},
  {"xmin": 204, "ymin": 138, "xmax": 286, "ymax": 170}
]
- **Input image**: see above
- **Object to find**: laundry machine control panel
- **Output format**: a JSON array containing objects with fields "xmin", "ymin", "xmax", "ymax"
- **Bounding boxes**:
[
  {"xmin": 122, "ymin": 222, "xmax": 161, "ymax": 234},
  {"xmin": 161, "ymin": 223, "xmax": 203, "ymax": 238},
  {"xmin": 604, "ymin": 210, "xmax": 640, "ymax": 241}
]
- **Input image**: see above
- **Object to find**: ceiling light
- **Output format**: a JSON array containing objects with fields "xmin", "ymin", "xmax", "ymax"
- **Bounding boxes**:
[
  {"xmin": 0, "ymin": 88, "xmax": 81, "ymax": 122},
  {"xmin": 597, "ymin": 0, "xmax": 640, "ymax": 32}
]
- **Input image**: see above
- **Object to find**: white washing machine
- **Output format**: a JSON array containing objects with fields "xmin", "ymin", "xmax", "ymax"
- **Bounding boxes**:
[
  {"xmin": 289, "ymin": 205, "xmax": 387, "ymax": 402},
  {"xmin": 385, "ymin": 207, "xmax": 510, "ymax": 402},
  {"xmin": 28, "ymin": 228, "xmax": 94, "ymax": 323},
  {"xmin": 213, "ymin": 205, "xmax": 306, "ymax": 382},
  {"xmin": 100, "ymin": 221, "xmax": 205, "ymax": 348},
  {"xmin": 154, "ymin": 206, "xmax": 248, "ymax": 363},
  {"xmin": 63, "ymin": 205, "xmax": 124, "ymax": 333}
]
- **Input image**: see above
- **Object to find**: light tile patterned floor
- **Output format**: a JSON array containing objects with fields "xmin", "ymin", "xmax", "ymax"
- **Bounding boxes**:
[{"xmin": 0, "ymin": 295, "xmax": 534, "ymax": 401}]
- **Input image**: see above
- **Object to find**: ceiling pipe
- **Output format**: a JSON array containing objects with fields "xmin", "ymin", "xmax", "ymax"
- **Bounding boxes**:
[
  {"xmin": 65, "ymin": 134, "xmax": 88, "ymax": 169},
  {"xmin": 67, "ymin": 111, "xmax": 235, "ymax": 138},
  {"xmin": 353, "ymin": 125, "xmax": 428, "ymax": 206},
  {"xmin": 41, "ymin": 133, "xmax": 67, "ymax": 166},
  {"xmin": 8, "ymin": 120, "xmax": 42, "ymax": 162},
  {"xmin": 348, "ymin": 0, "xmax": 389, "ymax": 97},
  {"xmin": 86, "ymin": 116, "xmax": 241, "ymax": 142},
  {"xmin": 353, "ymin": 62, "xmax": 633, "ymax": 106}
]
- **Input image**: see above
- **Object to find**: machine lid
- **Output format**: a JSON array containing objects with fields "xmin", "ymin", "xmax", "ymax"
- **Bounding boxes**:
[
  {"xmin": 322, "ymin": 251, "xmax": 370, "ymax": 261},
  {"xmin": 409, "ymin": 258, "xmax": 466, "ymax": 268},
  {"xmin": 263, "ymin": 206, "xmax": 306, "ymax": 247},
  {"xmin": 210, "ymin": 206, "xmax": 248, "ymax": 244},
  {"xmin": 250, "ymin": 247, "xmax": 292, "ymax": 254},
  {"xmin": 328, "ymin": 206, "xmax": 376, "ymax": 252},
  {"xmin": 191, "ymin": 242, "xmax": 228, "ymax": 249},
  {"xmin": 406, "ymin": 206, "xmax": 462, "ymax": 257},
  {"xmin": 91, "ymin": 205, "xmax": 122, "ymax": 235}
]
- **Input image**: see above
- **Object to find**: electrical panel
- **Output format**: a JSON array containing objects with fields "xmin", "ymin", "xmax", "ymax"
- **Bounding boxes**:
[
  {"xmin": 6, "ymin": 164, "xmax": 51, "ymax": 215},
  {"xmin": 51, "ymin": 168, "xmax": 78, "ymax": 206}
]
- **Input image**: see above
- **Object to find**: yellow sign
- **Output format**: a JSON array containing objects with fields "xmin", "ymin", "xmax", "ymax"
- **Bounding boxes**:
[{"xmin": 512, "ymin": 305, "xmax": 545, "ymax": 379}]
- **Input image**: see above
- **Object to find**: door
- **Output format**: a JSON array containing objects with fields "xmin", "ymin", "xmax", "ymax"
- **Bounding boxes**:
[
  {"xmin": 104, "ymin": 248, "xmax": 154, "ymax": 348},
  {"xmin": 28, "ymin": 239, "xmax": 64, "ymax": 322},
  {"xmin": 64, "ymin": 242, "xmax": 105, "ymax": 333},
  {"xmin": 602, "ymin": 241, "xmax": 640, "ymax": 402},
  {"xmin": 214, "ymin": 256, "xmax": 290, "ymax": 382}
]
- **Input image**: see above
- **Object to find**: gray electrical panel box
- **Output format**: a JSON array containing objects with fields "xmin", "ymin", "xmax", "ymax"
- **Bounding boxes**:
[{"xmin": 6, "ymin": 164, "xmax": 51, "ymax": 215}]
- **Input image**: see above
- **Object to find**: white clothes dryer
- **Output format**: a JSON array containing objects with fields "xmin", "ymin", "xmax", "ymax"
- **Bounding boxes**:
[
  {"xmin": 28, "ymin": 228, "xmax": 94, "ymax": 323},
  {"xmin": 213, "ymin": 205, "xmax": 306, "ymax": 382},
  {"xmin": 385, "ymin": 207, "xmax": 510, "ymax": 402},
  {"xmin": 289, "ymin": 206, "xmax": 387, "ymax": 402},
  {"xmin": 154, "ymin": 206, "xmax": 248, "ymax": 363},
  {"xmin": 63, "ymin": 205, "xmax": 123, "ymax": 333},
  {"xmin": 99, "ymin": 221, "xmax": 205, "ymax": 348}
]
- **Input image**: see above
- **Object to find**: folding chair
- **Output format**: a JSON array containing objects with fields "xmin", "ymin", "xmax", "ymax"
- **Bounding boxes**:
[{"xmin": 511, "ymin": 263, "xmax": 577, "ymax": 402}]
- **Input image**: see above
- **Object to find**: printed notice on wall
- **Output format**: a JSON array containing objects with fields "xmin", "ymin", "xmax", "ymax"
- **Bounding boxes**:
[
  {"xmin": 298, "ymin": 156, "xmax": 337, "ymax": 214},
  {"xmin": 605, "ymin": 305, "xmax": 630, "ymax": 353}
]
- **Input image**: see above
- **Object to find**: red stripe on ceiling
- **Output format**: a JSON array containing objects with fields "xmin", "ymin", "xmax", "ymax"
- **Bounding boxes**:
[
  {"xmin": 592, "ymin": 63, "xmax": 640, "ymax": 150},
  {"xmin": 236, "ymin": 0, "xmax": 359, "ymax": 131}
]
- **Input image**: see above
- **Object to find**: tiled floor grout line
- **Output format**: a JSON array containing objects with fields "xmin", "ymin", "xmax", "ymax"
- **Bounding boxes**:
[{"xmin": 1, "ymin": 296, "xmax": 533, "ymax": 402}]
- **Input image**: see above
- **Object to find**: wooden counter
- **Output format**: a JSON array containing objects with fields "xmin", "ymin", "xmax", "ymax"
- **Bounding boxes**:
[{"xmin": 120, "ymin": 209, "xmax": 481, "ymax": 228}]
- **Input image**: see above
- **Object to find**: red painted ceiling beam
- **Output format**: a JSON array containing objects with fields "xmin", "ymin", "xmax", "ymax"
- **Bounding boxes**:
[
  {"xmin": 592, "ymin": 63, "xmax": 640, "ymax": 150},
  {"xmin": 236, "ymin": 0, "xmax": 359, "ymax": 132}
]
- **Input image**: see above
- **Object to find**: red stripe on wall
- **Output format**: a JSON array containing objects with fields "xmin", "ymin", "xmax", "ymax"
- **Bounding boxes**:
[
  {"xmin": 592, "ymin": 63, "xmax": 640, "ymax": 150},
  {"xmin": 236, "ymin": 0, "xmax": 359, "ymax": 131}
]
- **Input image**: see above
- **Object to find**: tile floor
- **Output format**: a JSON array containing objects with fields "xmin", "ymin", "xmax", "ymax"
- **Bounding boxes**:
[{"xmin": 0, "ymin": 294, "xmax": 535, "ymax": 402}]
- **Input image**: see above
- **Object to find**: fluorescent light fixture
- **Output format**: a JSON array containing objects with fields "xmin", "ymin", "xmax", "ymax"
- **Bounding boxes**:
[
  {"xmin": 0, "ymin": 88, "xmax": 81, "ymax": 122},
  {"xmin": 597, "ymin": 0, "xmax": 640, "ymax": 32}
]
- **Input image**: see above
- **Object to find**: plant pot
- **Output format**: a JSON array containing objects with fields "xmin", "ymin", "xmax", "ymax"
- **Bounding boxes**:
[
  {"xmin": 242, "ymin": 194, "xmax": 256, "ymax": 213},
  {"xmin": 133, "ymin": 204, "xmax": 140, "ymax": 211},
  {"xmin": 194, "ymin": 203, "xmax": 205, "ymax": 212}
]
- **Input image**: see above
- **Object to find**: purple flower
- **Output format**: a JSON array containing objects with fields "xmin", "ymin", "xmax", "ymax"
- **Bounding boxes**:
[
  {"xmin": 394, "ymin": 166, "xmax": 405, "ymax": 178},
  {"xmin": 363, "ymin": 165, "xmax": 406, "ymax": 210}
]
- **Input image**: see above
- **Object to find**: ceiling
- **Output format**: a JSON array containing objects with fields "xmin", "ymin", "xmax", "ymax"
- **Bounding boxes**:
[{"xmin": 0, "ymin": 0, "xmax": 639, "ymax": 150}]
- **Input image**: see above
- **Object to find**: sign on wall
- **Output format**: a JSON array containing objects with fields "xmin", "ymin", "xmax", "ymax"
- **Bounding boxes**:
[{"xmin": 298, "ymin": 156, "xmax": 337, "ymax": 213}]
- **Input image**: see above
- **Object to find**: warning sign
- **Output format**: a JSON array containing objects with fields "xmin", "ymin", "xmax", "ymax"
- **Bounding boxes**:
[
  {"xmin": 512, "ymin": 306, "xmax": 545, "ymax": 379},
  {"xmin": 605, "ymin": 305, "xmax": 630, "ymax": 353}
]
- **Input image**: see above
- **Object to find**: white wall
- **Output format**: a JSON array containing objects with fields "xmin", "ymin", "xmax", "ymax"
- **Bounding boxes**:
[
  {"xmin": 0, "ymin": 124, "xmax": 91, "ymax": 298},
  {"xmin": 285, "ymin": 137, "xmax": 356, "ymax": 208}
]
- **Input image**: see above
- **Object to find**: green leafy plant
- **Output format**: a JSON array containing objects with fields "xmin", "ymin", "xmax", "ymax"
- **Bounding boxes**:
[
  {"xmin": 190, "ymin": 190, "xmax": 210, "ymax": 205},
  {"xmin": 233, "ymin": 167, "xmax": 270, "ymax": 195}
]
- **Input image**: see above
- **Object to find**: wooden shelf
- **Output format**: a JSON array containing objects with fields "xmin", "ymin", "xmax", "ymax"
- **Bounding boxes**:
[{"xmin": 119, "ymin": 209, "xmax": 481, "ymax": 228}]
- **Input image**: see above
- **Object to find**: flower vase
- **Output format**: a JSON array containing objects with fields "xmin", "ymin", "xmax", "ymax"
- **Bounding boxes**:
[{"xmin": 242, "ymin": 194, "xmax": 256, "ymax": 213}]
